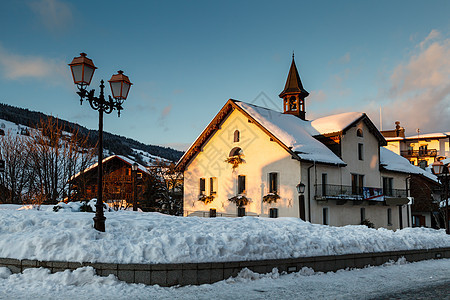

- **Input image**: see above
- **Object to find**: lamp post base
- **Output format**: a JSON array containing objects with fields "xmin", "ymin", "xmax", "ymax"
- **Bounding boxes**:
[{"xmin": 93, "ymin": 215, "xmax": 106, "ymax": 232}]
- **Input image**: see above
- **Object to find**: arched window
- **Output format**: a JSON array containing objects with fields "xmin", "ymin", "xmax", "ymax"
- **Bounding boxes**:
[
  {"xmin": 357, "ymin": 129, "xmax": 363, "ymax": 137},
  {"xmin": 0, "ymin": 129, "xmax": 4, "ymax": 136},
  {"xmin": 234, "ymin": 130, "xmax": 240, "ymax": 142},
  {"xmin": 229, "ymin": 147, "xmax": 243, "ymax": 157}
]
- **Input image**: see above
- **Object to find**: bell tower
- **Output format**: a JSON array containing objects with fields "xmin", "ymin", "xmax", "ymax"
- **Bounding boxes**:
[{"xmin": 279, "ymin": 54, "xmax": 309, "ymax": 120}]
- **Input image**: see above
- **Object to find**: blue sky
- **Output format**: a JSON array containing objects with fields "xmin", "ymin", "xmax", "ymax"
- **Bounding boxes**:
[{"xmin": 1, "ymin": 0, "xmax": 450, "ymax": 150}]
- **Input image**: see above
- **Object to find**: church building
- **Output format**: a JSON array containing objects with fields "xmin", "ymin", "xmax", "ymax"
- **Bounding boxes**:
[{"xmin": 177, "ymin": 56, "xmax": 436, "ymax": 229}]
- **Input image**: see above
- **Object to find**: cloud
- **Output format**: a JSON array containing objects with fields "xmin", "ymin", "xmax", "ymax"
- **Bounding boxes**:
[
  {"xmin": 0, "ymin": 44, "xmax": 67, "ymax": 82},
  {"xmin": 29, "ymin": 0, "xmax": 73, "ymax": 33},
  {"xmin": 419, "ymin": 29, "xmax": 441, "ymax": 49},
  {"xmin": 371, "ymin": 30, "xmax": 450, "ymax": 134},
  {"xmin": 157, "ymin": 104, "xmax": 173, "ymax": 131},
  {"xmin": 339, "ymin": 52, "xmax": 351, "ymax": 64},
  {"xmin": 309, "ymin": 90, "xmax": 327, "ymax": 103}
]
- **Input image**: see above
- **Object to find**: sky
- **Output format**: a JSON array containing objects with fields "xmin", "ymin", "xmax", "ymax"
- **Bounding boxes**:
[{"xmin": 0, "ymin": 0, "xmax": 449, "ymax": 151}]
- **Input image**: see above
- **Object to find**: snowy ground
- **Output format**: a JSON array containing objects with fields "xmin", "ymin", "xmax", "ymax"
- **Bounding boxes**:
[
  {"xmin": 0, "ymin": 205, "xmax": 449, "ymax": 264},
  {"xmin": 0, "ymin": 258, "xmax": 448, "ymax": 300}
]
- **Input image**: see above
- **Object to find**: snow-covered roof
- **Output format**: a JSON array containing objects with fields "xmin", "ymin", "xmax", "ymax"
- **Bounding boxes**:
[
  {"xmin": 385, "ymin": 137, "xmax": 404, "ymax": 141},
  {"xmin": 235, "ymin": 102, "xmax": 345, "ymax": 165},
  {"xmin": 380, "ymin": 148, "xmax": 438, "ymax": 182},
  {"xmin": 405, "ymin": 132, "xmax": 448, "ymax": 139},
  {"xmin": 71, "ymin": 155, "xmax": 150, "ymax": 180},
  {"xmin": 311, "ymin": 112, "xmax": 364, "ymax": 135}
]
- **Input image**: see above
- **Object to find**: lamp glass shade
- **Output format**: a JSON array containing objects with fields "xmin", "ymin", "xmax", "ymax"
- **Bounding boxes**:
[
  {"xmin": 108, "ymin": 70, "xmax": 132, "ymax": 100},
  {"xmin": 132, "ymin": 163, "xmax": 138, "ymax": 171},
  {"xmin": 68, "ymin": 53, "xmax": 97, "ymax": 85},
  {"xmin": 296, "ymin": 182, "xmax": 306, "ymax": 194},
  {"xmin": 432, "ymin": 161, "xmax": 444, "ymax": 175}
]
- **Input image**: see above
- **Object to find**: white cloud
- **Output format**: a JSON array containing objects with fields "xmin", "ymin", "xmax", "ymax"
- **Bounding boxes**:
[
  {"xmin": 29, "ymin": 0, "xmax": 73, "ymax": 33},
  {"xmin": 0, "ymin": 44, "xmax": 67, "ymax": 81},
  {"xmin": 371, "ymin": 30, "xmax": 450, "ymax": 134}
]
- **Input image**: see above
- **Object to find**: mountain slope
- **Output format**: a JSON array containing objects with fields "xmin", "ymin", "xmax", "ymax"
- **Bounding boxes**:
[{"xmin": 0, "ymin": 103, "xmax": 183, "ymax": 164}]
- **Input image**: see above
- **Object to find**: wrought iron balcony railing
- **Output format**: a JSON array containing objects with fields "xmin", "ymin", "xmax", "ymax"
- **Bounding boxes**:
[
  {"xmin": 400, "ymin": 149, "xmax": 437, "ymax": 157},
  {"xmin": 314, "ymin": 184, "xmax": 407, "ymax": 201}
]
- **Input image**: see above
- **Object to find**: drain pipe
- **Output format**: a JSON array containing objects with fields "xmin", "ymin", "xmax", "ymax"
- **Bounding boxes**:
[{"xmin": 307, "ymin": 163, "xmax": 314, "ymax": 222}]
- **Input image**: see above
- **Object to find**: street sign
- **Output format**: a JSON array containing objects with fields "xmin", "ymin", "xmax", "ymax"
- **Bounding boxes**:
[{"xmin": 0, "ymin": 160, "xmax": 4, "ymax": 172}]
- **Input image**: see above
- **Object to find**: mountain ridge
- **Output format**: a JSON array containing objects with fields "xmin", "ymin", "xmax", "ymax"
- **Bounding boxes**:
[{"xmin": 0, "ymin": 103, "xmax": 183, "ymax": 164}]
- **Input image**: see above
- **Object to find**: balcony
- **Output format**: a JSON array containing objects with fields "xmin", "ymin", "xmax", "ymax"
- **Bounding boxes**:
[
  {"xmin": 400, "ymin": 149, "xmax": 437, "ymax": 158},
  {"xmin": 314, "ymin": 184, "xmax": 407, "ymax": 204}
]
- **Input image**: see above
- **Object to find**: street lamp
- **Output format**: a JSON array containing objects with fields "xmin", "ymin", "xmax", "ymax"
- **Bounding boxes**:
[
  {"xmin": 431, "ymin": 160, "xmax": 449, "ymax": 234},
  {"xmin": 296, "ymin": 182, "xmax": 306, "ymax": 194},
  {"xmin": 132, "ymin": 162, "xmax": 138, "ymax": 211},
  {"xmin": 69, "ymin": 53, "xmax": 133, "ymax": 232}
]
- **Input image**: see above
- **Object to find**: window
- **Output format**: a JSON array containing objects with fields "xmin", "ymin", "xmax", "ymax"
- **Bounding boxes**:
[
  {"xmin": 383, "ymin": 177, "xmax": 393, "ymax": 196},
  {"xmin": 323, "ymin": 207, "xmax": 329, "ymax": 225},
  {"xmin": 229, "ymin": 147, "xmax": 242, "ymax": 157},
  {"xmin": 210, "ymin": 177, "xmax": 217, "ymax": 195},
  {"xmin": 199, "ymin": 178, "xmax": 206, "ymax": 195},
  {"xmin": 269, "ymin": 208, "xmax": 278, "ymax": 218},
  {"xmin": 238, "ymin": 175, "xmax": 246, "ymax": 194},
  {"xmin": 322, "ymin": 173, "xmax": 327, "ymax": 196},
  {"xmin": 387, "ymin": 208, "xmax": 392, "ymax": 226},
  {"xmin": 357, "ymin": 128, "xmax": 363, "ymax": 137},
  {"xmin": 209, "ymin": 208, "xmax": 216, "ymax": 218},
  {"xmin": 234, "ymin": 130, "xmax": 240, "ymax": 143},
  {"xmin": 360, "ymin": 207, "xmax": 366, "ymax": 223},
  {"xmin": 358, "ymin": 143, "xmax": 364, "ymax": 160},
  {"xmin": 419, "ymin": 145, "xmax": 427, "ymax": 156},
  {"xmin": 352, "ymin": 174, "xmax": 364, "ymax": 195},
  {"xmin": 269, "ymin": 172, "xmax": 278, "ymax": 193}
]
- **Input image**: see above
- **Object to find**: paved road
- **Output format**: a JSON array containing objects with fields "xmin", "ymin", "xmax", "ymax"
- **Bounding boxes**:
[{"xmin": 369, "ymin": 281, "xmax": 450, "ymax": 300}]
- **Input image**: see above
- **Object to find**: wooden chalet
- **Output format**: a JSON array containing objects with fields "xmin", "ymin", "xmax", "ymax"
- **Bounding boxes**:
[{"xmin": 69, "ymin": 155, "xmax": 150, "ymax": 208}]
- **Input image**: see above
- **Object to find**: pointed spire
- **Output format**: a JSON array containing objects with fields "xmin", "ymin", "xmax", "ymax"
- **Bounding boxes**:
[{"xmin": 279, "ymin": 56, "xmax": 309, "ymax": 98}]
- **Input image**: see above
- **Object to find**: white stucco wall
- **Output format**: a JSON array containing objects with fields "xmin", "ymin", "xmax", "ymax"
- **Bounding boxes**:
[{"xmin": 183, "ymin": 109, "xmax": 302, "ymax": 218}]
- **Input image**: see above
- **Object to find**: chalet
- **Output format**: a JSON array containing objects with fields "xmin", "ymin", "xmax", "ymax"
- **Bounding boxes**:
[
  {"xmin": 177, "ymin": 56, "xmax": 437, "ymax": 229},
  {"xmin": 69, "ymin": 155, "xmax": 149, "ymax": 209}
]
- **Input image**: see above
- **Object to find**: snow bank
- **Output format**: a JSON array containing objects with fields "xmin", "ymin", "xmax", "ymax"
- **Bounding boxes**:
[{"xmin": 0, "ymin": 207, "xmax": 448, "ymax": 264}]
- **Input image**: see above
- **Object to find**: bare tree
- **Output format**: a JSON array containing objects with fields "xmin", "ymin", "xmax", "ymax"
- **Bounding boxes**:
[
  {"xmin": 26, "ymin": 117, "xmax": 95, "ymax": 204},
  {"xmin": 0, "ymin": 130, "xmax": 32, "ymax": 203}
]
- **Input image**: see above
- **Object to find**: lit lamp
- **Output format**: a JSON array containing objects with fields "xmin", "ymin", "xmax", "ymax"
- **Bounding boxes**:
[
  {"xmin": 68, "ymin": 53, "xmax": 133, "ymax": 232},
  {"xmin": 432, "ymin": 161, "xmax": 445, "ymax": 175},
  {"xmin": 132, "ymin": 162, "xmax": 138, "ymax": 212},
  {"xmin": 296, "ymin": 182, "xmax": 306, "ymax": 194},
  {"xmin": 431, "ymin": 160, "xmax": 449, "ymax": 234}
]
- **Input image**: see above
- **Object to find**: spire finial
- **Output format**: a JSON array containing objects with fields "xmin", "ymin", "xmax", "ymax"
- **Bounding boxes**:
[{"xmin": 292, "ymin": 51, "xmax": 294, "ymax": 59}]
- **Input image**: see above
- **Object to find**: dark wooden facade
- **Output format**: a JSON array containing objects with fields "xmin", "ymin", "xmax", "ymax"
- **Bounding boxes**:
[
  {"xmin": 69, "ymin": 155, "xmax": 148, "ymax": 208},
  {"xmin": 410, "ymin": 174, "xmax": 441, "ymax": 228}
]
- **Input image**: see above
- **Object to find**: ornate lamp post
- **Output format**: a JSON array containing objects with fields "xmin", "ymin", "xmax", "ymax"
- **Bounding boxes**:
[
  {"xmin": 132, "ymin": 162, "xmax": 138, "ymax": 211},
  {"xmin": 69, "ymin": 53, "xmax": 132, "ymax": 232},
  {"xmin": 431, "ymin": 161, "xmax": 450, "ymax": 234}
]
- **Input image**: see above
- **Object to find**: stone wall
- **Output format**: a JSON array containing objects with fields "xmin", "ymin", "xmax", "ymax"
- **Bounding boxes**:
[{"xmin": 1, "ymin": 247, "xmax": 449, "ymax": 287}]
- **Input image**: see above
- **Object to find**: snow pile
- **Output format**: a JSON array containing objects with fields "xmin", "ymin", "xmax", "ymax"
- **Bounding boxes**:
[
  {"xmin": 53, "ymin": 199, "xmax": 111, "ymax": 213},
  {"xmin": 0, "ymin": 259, "xmax": 449, "ymax": 299},
  {"xmin": 0, "ymin": 208, "xmax": 448, "ymax": 264}
]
